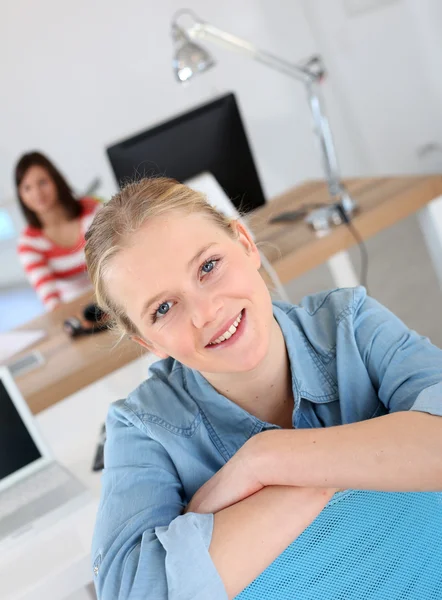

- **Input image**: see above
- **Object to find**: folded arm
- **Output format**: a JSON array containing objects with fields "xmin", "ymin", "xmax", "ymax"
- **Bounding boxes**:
[
  {"xmin": 255, "ymin": 410, "xmax": 442, "ymax": 492},
  {"xmin": 95, "ymin": 403, "xmax": 334, "ymax": 600}
]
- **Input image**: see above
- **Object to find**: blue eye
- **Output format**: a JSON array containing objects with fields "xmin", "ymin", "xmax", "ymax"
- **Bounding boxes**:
[
  {"xmin": 201, "ymin": 260, "xmax": 216, "ymax": 275},
  {"xmin": 151, "ymin": 301, "xmax": 174, "ymax": 323},
  {"xmin": 157, "ymin": 302, "xmax": 171, "ymax": 315},
  {"xmin": 149, "ymin": 257, "xmax": 222, "ymax": 325}
]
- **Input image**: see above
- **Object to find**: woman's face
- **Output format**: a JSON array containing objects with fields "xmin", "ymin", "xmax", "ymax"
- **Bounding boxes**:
[
  {"xmin": 105, "ymin": 212, "xmax": 275, "ymax": 374},
  {"xmin": 19, "ymin": 166, "xmax": 59, "ymax": 215}
]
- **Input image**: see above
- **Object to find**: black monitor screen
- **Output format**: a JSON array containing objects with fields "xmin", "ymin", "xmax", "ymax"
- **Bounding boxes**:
[
  {"xmin": 0, "ymin": 380, "xmax": 41, "ymax": 481},
  {"xmin": 107, "ymin": 93, "xmax": 265, "ymax": 214}
]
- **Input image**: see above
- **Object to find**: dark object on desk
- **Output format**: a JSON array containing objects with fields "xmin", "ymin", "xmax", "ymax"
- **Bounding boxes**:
[
  {"xmin": 269, "ymin": 209, "xmax": 308, "ymax": 224},
  {"xmin": 83, "ymin": 303, "xmax": 106, "ymax": 323},
  {"xmin": 63, "ymin": 303, "xmax": 110, "ymax": 338},
  {"xmin": 106, "ymin": 93, "xmax": 266, "ymax": 214},
  {"xmin": 269, "ymin": 200, "xmax": 346, "ymax": 226}
]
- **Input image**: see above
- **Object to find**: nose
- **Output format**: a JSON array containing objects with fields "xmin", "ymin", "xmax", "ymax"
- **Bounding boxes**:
[
  {"xmin": 29, "ymin": 186, "xmax": 41, "ymax": 200},
  {"xmin": 191, "ymin": 294, "xmax": 223, "ymax": 330}
]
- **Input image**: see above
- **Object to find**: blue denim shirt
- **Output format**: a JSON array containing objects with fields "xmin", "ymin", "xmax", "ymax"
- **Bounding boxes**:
[{"xmin": 92, "ymin": 287, "xmax": 442, "ymax": 599}]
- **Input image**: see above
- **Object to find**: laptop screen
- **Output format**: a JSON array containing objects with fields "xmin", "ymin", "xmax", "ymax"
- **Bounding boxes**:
[{"xmin": 0, "ymin": 380, "xmax": 42, "ymax": 480}]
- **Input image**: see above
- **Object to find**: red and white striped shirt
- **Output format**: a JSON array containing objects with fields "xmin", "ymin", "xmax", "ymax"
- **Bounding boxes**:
[{"xmin": 17, "ymin": 198, "xmax": 100, "ymax": 310}]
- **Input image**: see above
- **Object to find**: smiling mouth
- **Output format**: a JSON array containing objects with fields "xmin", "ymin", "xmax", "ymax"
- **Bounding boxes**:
[{"xmin": 207, "ymin": 310, "xmax": 243, "ymax": 346}]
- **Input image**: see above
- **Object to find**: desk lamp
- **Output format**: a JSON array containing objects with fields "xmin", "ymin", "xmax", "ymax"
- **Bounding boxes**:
[{"xmin": 170, "ymin": 10, "xmax": 356, "ymax": 231}]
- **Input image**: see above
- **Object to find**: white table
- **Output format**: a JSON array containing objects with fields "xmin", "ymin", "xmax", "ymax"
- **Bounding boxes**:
[{"xmin": 0, "ymin": 353, "xmax": 159, "ymax": 600}]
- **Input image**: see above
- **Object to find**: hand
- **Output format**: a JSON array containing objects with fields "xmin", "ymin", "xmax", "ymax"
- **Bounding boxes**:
[{"xmin": 185, "ymin": 437, "xmax": 264, "ymax": 515}]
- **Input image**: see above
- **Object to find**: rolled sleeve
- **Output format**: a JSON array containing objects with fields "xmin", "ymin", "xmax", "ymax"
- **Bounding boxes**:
[
  {"xmin": 92, "ymin": 401, "xmax": 227, "ymax": 600},
  {"xmin": 156, "ymin": 513, "xmax": 227, "ymax": 600},
  {"xmin": 353, "ymin": 287, "xmax": 442, "ymax": 415},
  {"xmin": 410, "ymin": 381, "xmax": 442, "ymax": 417}
]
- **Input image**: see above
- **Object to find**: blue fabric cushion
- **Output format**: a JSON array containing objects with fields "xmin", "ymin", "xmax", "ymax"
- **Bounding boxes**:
[{"xmin": 237, "ymin": 490, "xmax": 442, "ymax": 600}]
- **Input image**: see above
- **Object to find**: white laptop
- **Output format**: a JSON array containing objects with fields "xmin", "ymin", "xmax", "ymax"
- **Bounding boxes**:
[
  {"xmin": 185, "ymin": 171, "xmax": 241, "ymax": 220},
  {"xmin": 0, "ymin": 366, "xmax": 90, "ymax": 549}
]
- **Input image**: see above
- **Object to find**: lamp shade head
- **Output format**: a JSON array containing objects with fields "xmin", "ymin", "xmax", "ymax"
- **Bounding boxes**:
[{"xmin": 172, "ymin": 26, "xmax": 215, "ymax": 82}]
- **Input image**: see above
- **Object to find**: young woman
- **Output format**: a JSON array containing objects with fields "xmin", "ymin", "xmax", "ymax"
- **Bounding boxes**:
[
  {"xmin": 15, "ymin": 151, "xmax": 100, "ymax": 310},
  {"xmin": 85, "ymin": 178, "xmax": 442, "ymax": 600}
]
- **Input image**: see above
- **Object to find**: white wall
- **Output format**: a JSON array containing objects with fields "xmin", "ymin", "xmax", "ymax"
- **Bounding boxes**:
[
  {"xmin": 1, "ymin": 0, "xmax": 348, "ymax": 205},
  {"xmin": 302, "ymin": 0, "xmax": 442, "ymax": 175}
]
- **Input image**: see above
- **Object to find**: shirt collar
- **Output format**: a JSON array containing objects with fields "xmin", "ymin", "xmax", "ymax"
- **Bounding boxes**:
[
  {"xmin": 182, "ymin": 302, "xmax": 337, "ymax": 460},
  {"xmin": 272, "ymin": 303, "xmax": 338, "ymax": 406},
  {"xmin": 183, "ymin": 367, "xmax": 266, "ymax": 461}
]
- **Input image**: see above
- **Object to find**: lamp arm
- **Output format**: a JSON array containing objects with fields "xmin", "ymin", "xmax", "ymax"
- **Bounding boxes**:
[
  {"xmin": 306, "ymin": 84, "xmax": 344, "ymax": 199},
  {"xmin": 187, "ymin": 22, "xmax": 315, "ymax": 84},
  {"xmin": 187, "ymin": 20, "xmax": 349, "ymax": 203}
]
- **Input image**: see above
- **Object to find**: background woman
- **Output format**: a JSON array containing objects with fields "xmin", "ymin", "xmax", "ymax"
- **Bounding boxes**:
[{"xmin": 15, "ymin": 151, "xmax": 100, "ymax": 310}]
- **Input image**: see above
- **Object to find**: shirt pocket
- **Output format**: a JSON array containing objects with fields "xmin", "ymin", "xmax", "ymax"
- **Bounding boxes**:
[
  {"xmin": 318, "ymin": 345, "xmax": 339, "ymax": 387},
  {"xmin": 296, "ymin": 395, "xmax": 342, "ymax": 429}
]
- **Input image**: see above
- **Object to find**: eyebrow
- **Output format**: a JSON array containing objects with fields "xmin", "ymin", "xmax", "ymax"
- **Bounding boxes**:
[{"xmin": 139, "ymin": 243, "xmax": 217, "ymax": 320}]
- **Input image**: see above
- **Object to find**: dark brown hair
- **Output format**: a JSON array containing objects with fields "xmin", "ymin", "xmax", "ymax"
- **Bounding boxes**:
[{"xmin": 14, "ymin": 151, "xmax": 81, "ymax": 228}]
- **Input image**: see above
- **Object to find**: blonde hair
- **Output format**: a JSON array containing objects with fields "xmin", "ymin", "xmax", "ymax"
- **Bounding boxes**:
[{"xmin": 84, "ymin": 177, "xmax": 236, "ymax": 337}]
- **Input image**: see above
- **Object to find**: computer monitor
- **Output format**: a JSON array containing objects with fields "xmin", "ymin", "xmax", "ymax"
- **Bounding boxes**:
[{"xmin": 106, "ymin": 93, "xmax": 266, "ymax": 213}]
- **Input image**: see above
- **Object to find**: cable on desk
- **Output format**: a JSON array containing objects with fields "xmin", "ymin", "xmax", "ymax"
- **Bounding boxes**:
[
  {"xmin": 269, "ymin": 203, "xmax": 370, "ymax": 294},
  {"xmin": 334, "ymin": 204, "xmax": 370, "ymax": 294}
]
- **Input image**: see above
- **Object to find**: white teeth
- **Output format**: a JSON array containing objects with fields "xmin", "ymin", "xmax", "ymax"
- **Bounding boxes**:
[{"xmin": 209, "ymin": 311, "xmax": 243, "ymax": 345}]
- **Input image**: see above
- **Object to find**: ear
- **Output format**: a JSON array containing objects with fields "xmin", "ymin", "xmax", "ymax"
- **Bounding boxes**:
[
  {"xmin": 130, "ymin": 335, "xmax": 169, "ymax": 359},
  {"xmin": 232, "ymin": 220, "xmax": 261, "ymax": 269}
]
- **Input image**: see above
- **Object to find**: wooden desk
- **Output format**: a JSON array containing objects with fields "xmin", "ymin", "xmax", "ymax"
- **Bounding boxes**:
[
  {"xmin": 249, "ymin": 175, "xmax": 442, "ymax": 284},
  {"xmin": 13, "ymin": 175, "xmax": 442, "ymax": 414},
  {"xmin": 15, "ymin": 294, "xmax": 145, "ymax": 414}
]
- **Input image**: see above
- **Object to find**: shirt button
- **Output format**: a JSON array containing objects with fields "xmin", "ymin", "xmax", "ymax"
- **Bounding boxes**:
[{"xmin": 93, "ymin": 553, "xmax": 102, "ymax": 576}]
